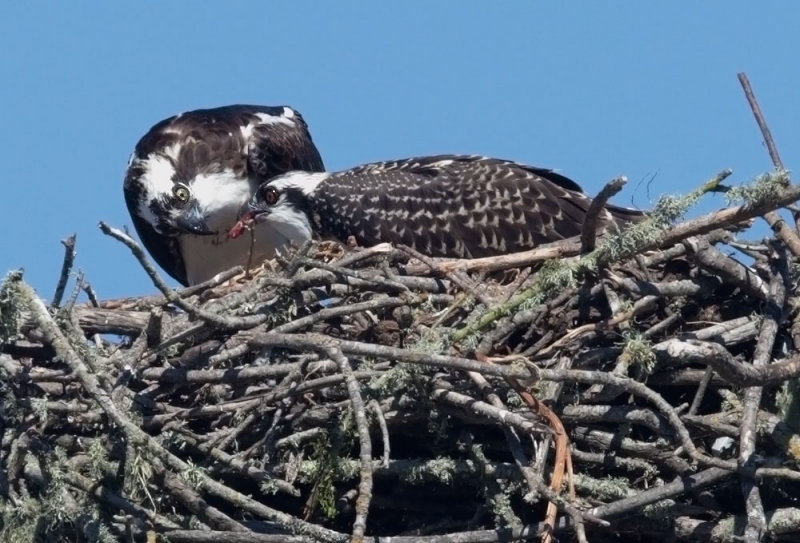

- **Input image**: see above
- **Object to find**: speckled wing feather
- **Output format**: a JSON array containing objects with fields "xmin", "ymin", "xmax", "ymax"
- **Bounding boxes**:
[{"xmin": 305, "ymin": 155, "xmax": 642, "ymax": 258}]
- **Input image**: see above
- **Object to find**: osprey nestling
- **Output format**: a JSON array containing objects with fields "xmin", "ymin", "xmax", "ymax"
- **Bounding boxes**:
[
  {"xmin": 231, "ymin": 155, "xmax": 643, "ymax": 258},
  {"xmin": 123, "ymin": 105, "xmax": 324, "ymax": 285}
]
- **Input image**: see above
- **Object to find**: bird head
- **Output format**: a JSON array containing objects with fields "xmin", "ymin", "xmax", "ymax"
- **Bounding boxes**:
[
  {"xmin": 124, "ymin": 148, "xmax": 252, "ymax": 239},
  {"xmin": 229, "ymin": 171, "xmax": 329, "ymax": 240}
]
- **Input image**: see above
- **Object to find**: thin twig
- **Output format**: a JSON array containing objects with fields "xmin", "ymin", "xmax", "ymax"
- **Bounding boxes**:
[
  {"xmin": 737, "ymin": 72, "xmax": 785, "ymax": 170},
  {"xmin": 737, "ymin": 72, "xmax": 800, "ymax": 250},
  {"xmin": 99, "ymin": 222, "xmax": 267, "ymax": 330},
  {"xmin": 51, "ymin": 233, "xmax": 76, "ymax": 308}
]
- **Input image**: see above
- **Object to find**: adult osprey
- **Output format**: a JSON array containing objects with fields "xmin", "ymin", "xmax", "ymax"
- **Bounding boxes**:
[
  {"xmin": 231, "ymin": 155, "xmax": 643, "ymax": 258},
  {"xmin": 123, "ymin": 105, "xmax": 324, "ymax": 285}
]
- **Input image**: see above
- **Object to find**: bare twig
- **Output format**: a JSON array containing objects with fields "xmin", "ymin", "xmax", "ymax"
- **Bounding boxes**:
[
  {"xmin": 580, "ymin": 177, "xmax": 627, "ymax": 253},
  {"xmin": 99, "ymin": 222, "xmax": 267, "ymax": 330},
  {"xmin": 737, "ymin": 72, "xmax": 785, "ymax": 171},
  {"xmin": 739, "ymin": 255, "xmax": 788, "ymax": 540},
  {"xmin": 51, "ymin": 233, "xmax": 76, "ymax": 308}
]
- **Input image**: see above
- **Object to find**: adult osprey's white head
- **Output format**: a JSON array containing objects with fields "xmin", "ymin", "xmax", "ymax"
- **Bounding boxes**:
[
  {"xmin": 232, "ymin": 155, "xmax": 645, "ymax": 258},
  {"xmin": 123, "ymin": 105, "xmax": 324, "ymax": 285}
]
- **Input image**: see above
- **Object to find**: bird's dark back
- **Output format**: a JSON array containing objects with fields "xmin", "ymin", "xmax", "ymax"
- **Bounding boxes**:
[{"xmin": 309, "ymin": 155, "xmax": 643, "ymax": 258}]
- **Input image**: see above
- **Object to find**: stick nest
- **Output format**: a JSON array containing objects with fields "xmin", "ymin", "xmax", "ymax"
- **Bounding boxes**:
[{"xmin": 4, "ymin": 172, "xmax": 800, "ymax": 543}]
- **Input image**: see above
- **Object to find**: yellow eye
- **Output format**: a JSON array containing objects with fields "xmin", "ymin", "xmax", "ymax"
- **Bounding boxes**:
[
  {"xmin": 172, "ymin": 183, "xmax": 190, "ymax": 202},
  {"xmin": 262, "ymin": 186, "xmax": 279, "ymax": 206}
]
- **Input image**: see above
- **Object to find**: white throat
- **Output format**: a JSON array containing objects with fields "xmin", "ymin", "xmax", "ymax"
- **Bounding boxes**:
[
  {"xmin": 190, "ymin": 170, "xmax": 251, "ymax": 232},
  {"xmin": 178, "ymin": 200, "xmax": 313, "ymax": 285}
]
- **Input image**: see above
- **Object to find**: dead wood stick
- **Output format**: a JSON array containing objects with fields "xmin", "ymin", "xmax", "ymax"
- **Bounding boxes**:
[
  {"xmin": 675, "ymin": 507, "xmax": 800, "ymax": 542},
  {"xmin": 570, "ymin": 448, "xmax": 656, "ymax": 474},
  {"xmin": 97, "ymin": 266, "xmax": 244, "ymax": 310},
  {"xmin": 333, "ymin": 242, "xmax": 394, "ymax": 268},
  {"xmin": 63, "ymin": 470, "xmax": 182, "ymax": 531},
  {"xmin": 572, "ymin": 427, "xmax": 692, "ymax": 474},
  {"xmin": 535, "ymin": 295, "xmax": 659, "ymax": 358},
  {"xmin": 161, "ymin": 525, "xmax": 553, "ymax": 543},
  {"xmin": 139, "ymin": 360, "xmax": 338, "ymax": 385},
  {"xmin": 431, "ymin": 387, "xmax": 548, "ymax": 438},
  {"xmin": 739, "ymin": 258, "xmax": 787, "ymax": 540},
  {"xmin": 404, "ymin": 243, "xmax": 574, "ymax": 275},
  {"xmin": 297, "ymin": 256, "xmax": 410, "ymax": 293},
  {"xmin": 270, "ymin": 295, "xmax": 417, "ymax": 334},
  {"xmin": 560, "ymin": 404, "xmax": 670, "ymax": 434},
  {"xmin": 580, "ymin": 177, "xmax": 627, "ymax": 253},
  {"xmin": 756, "ymin": 410, "xmax": 800, "ymax": 464},
  {"xmin": 170, "ymin": 429, "xmax": 300, "ymax": 498},
  {"xmin": 99, "ymin": 222, "xmax": 266, "ymax": 331},
  {"xmin": 687, "ymin": 368, "xmax": 714, "ymax": 416},
  {"xmin": 142, "ymin": 371, "xmax": 380, "ymax": 429},
  {"xmin": 738, "ymin": 72, "xmax": 785, "ymax": 172},
  {"xmin": 323, "ymin": 344, "xmax": 373, "ymax": 543},
  {"xmin": 396, "ymin": 244, "xmax": 496, "ymax": 307},
  {"xmin": 368, "ymin": 400, "xmax": 391, "ymax": 468},
  {"xmin": 589, "ymin": 467, "xmax": 731, "ymax": 519},
  {"xmin": 654, "ymin": 338, "xmax": 800, "ymax": 387},
  {"xmin": 466, "ymin": 372, "xmax": 543, "ymax": 494},
  {"xmin": 737, "ymin": 72, "xmax": 800, "ymax": 252},
  {"xmin": 159, "ymin": 467, "xmax": 247, "ymax": 532},
  {"xmin": 51, "ymin": 233, "xmax": 77, "ymax": 309},
  {"xmin": 624, "ymin": 182, "xmax": 800, "ymax": 255},
  {"xmin": 248, "ymin": 332, "xmax": 539, "ymax": 381},
  {"xmin": 159, "ymin": 532, "xmax": 313, "ymax": 543},
  {"xmin": 537, "ymin": 367, "xmax": 734, "ymax": 470},
  {"xmin": 685, "ymin": 237, "xmax": 768, "ymax": 301}
]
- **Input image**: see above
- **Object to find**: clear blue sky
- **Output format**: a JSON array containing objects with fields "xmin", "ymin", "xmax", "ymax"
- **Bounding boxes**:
[{"xmin": 2, "ymin": 3, "xmax": 798, "ymax": 298}]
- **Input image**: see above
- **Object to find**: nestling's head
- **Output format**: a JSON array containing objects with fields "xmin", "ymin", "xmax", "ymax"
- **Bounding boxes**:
[{"xmin": 230, "ymin": 171, "xmax": 329, "ymax": 239}]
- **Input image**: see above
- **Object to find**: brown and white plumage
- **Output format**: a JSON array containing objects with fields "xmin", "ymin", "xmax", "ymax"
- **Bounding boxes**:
[
  {"xmin": 235, "ymin": 155, "xmax": 643, "ymax": 258},
  {"xmin": 123, "ymin": 105, "xmax": 324, "ymax": 285}
]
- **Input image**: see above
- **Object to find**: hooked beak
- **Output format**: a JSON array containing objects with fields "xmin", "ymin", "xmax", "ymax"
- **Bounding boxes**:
[
  {"xmin": 229, "ymin": 197, "xmax": 269, "ymax": 239},
  {"xmin": 175, "ymin": 202, "xmax": 215, "ymax": 236},
  {"xmin": 240, "ymin": 195, "xmax": 271, "ymax": 222}
]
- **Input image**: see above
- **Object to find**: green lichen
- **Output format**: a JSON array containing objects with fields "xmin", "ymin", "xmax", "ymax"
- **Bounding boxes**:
[
  {"xmin": 0, "ymin": 496, "xmax": 42, "ymax": 542},
  {"xmin": 407, "ymin": 327, "xmax": 449, "ymax": 356},
  {"xmin": 86, "ymin": 438, "xmax": 114, "ymax": 481},
  {"xmin": 724, "ymin": 170, "xmax": 790, "ymax": 206},
  {"xmin": 125, "ymin": 447, "xmax": 156, "ymax": 507},
  {"xmin": 368, "ymin": 361, "xmax": 426, "ymax": 396},
  {"xmin": 401, "ymin": 457, "xmax": 457, "ymax": 485},
  {"xmin": 308, "ymin": 434, "xmax": 338, "ymax": 519},
  {"xmin": 777, "ymin": 379, "xmax": 800, "ymax": 434},
  {"xmin": 0, "ymin": 270, "xmax": 24, "ymax": 343},
  {"xmin": 574, "ymin": 473, "xmax": 633, "ymax": 502},
  {"xmin": 180, "ymin": 459, "xmax": 205, "ymax": 490},
  {"xmin": 259, "ymin": 478, "xmax": 279, "ymax": 496},
  {"xmin": 642, "ymin": 499, "xmax": 676, "ymax": 528},
  {"xmin": 0, "ymin": 447, "xmax": 116, "ymax": 543},
  {"xmin": 619, "ymin": 332, "xmax": 657, "ymax": 375}
]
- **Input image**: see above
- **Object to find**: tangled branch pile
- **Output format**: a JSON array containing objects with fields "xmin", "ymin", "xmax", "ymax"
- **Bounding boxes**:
[{"xmin": 3, "ymin": 167, "xmax": 800, "ymax": 543}]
